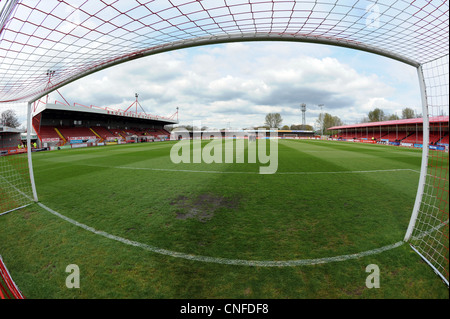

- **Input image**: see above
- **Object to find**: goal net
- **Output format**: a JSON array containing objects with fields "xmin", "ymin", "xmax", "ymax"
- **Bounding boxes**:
[
  {"xmin": 405, "ymin": 55, "xmax": 449, "ymax": 286},
  {"xmin": 0, "ymin": 131, "xmax": 34, "ymax": 216},
  {"xmin": 0, "ymin": 255, "xmax": 24, "ymax": 299}
]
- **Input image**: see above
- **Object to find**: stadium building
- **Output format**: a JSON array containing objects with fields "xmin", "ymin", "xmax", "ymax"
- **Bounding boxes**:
[
  {"xmin": 0, "ymin": 125, "xmax": 26, "ymax": 156},
  {"xmin": 171, "ymin": 129, "xmax": 315, "ymax": 140},
  {"xmin": 31, "ymin": 102, "xmax": 177, "ymax": 150},
  {"xmin": 328, "ymin": 116, "xmax": 449, "ymax": 150}
]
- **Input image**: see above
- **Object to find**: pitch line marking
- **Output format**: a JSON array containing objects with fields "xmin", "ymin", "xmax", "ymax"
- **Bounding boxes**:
[
  {"xmin": 81, "ymin": 164, "xmax": 420, "ymax": 175},
  {"xmin": 37, "ymin": 201, "xmax": 404, "ymax": 267}
]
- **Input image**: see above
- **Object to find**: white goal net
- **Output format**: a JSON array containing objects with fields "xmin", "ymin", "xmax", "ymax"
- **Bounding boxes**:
[
  {"xmin": 405, "ymin": 55, "xmax": 449, "ymax": 286},
  {"xmin": 0, "ymin": 144, "xmax": 33, "ymax": 216}
]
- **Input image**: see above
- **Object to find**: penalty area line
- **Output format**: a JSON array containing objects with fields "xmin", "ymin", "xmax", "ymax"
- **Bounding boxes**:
[{"xmin": 37, "ymin": 201, "xmax": 404, "ymax": 267}]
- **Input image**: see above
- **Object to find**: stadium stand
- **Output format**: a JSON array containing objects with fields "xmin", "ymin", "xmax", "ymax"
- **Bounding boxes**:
[
  {"xmin": 32, "ymin": 103, "xmax": 175, "ymax": 149},
  {"xmin": 34, "ymin": 125, "xmax": 64, "ymax": 146},
  {"xmin": 378, "ymin": 132, "xmax": 409, "ymax": 142},
  {"xmin": 438, "ymin": 133, "xmax": 449, "ymax": 145},
  {"xmin": 0, "ymin": 126, "xmax": 26, "ymax": 155},
  {"xmin": 90, "ymin": 126, "xmax": 116, "ymax": 141},
  {"xmin": 330, "ymin": 117, "xmax": 449, "ymax": 149},
  {"xmin": 57, "ymin": 127, "xmax": 97, "ymax": 142}
]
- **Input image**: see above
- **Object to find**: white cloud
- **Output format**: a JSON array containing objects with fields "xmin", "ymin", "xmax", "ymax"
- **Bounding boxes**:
[{"xmin": 39, "ymin": 41, "xmax": 422, "ymax": 130}]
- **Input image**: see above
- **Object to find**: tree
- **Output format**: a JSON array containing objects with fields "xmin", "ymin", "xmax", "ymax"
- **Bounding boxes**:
[
  {"xmin": 290, "ymin": 124, "xmax": 314, "ymax": 131},
  {"xmin": 264, "ymin": 113, "xmax": 283, "ymax": 128},
  {"xmin": 360, "ymin": 116, "xmax": 369, "ymax": 124},
  {"xmin": 368, "ymin": 108, "xmax": 385, "ymax": 122},
  {"xmin": 316, "ymin": 112, "xmax": 343, "ymax": 135},
  {"xmin": 387, "ymin": 113, "xmax": 400, "ymax": 120},
  {"xmin": 1, "ymin": 109, "xmax": 20, "ymax": 128},
  {"xmin": 401, "ymin": 107, "xmax": 415, "ymax": 119}
]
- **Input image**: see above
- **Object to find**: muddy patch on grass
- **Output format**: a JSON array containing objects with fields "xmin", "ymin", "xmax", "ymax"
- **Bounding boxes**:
[{"xmin": 170, "ymin": 193, "xmax": 239, "ymax": 222}]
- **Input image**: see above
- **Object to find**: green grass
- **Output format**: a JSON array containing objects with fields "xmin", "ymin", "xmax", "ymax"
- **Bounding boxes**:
[{"xmin": 0, "ymin": 139, "xmax": 448, "ymax": 299}]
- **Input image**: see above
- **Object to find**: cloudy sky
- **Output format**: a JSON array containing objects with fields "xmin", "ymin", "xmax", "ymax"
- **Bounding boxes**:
[{"xmin": 2, "ymin": 40, "xmax": 422, "ymax": 130}]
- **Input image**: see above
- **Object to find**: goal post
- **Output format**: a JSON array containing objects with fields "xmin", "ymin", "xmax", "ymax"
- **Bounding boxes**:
[
  {"xmin": 26, "ymin": 101, "xmax": 38, "ymax": 203},
  {"xmin": 404, "ymin": 65, "xmax": 430, "ymax": 242}
]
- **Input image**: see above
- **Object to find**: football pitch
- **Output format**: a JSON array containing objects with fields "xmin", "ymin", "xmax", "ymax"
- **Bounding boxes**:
[{"xmin": 1, "ymin": 139, "xmax": 448, "ymax": 298}]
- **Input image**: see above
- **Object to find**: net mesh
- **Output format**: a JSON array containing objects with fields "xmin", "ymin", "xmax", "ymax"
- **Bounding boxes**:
[
  {"xmin": 0, "ymin": 0, "xmax": 448, "ymax": 103},
  {"xmin": 0, "ymin": 144, "xmax": 33, "ymax": 215},
  {"xmin": 410, "ymin": 55, "xmax": 449, "ymax": 285},
  {"xmin": 0, "ymin": 255, "xmax": 25, "ymax": 299}
]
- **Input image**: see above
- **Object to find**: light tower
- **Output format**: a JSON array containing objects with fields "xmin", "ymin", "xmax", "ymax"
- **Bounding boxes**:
[
  {"xmin": 301, "ymin": 103, "xmax": 306, "ymax": 129},
  {"xmin": 134, "ymin": 93, "xmax": 139, "ymax": 114},
  {"xmin": 318, "ymin": 104, "xmax": 324, "ymax": 136}
]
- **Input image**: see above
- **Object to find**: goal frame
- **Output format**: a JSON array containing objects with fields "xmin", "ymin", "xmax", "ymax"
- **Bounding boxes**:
[
  {"xmin": 26, "ymin": 101, "xmax": 38, "ymax": 204},
  {"xmin": 0, "ymin": 0, "xmax": 448, "ymax": 287},
  {"xmin": 404, "ymin": 65, "xmax": 430, "ymax": 244},
  {"xmin": 20, "ymin": 37, "xmax": 450, "ymax": 288}
]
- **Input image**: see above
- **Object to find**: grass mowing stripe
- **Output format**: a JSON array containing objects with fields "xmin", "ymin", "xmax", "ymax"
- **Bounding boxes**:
[
  {"xmin": 280, "ymin": 140, "xmax": 421, "ymax": 172},
  {"xmin": 33, "ymin": 139, "xmax": 419, "ymax": 261},
  {"xmin": 39, "ymin": 162, "xmax": 420, "ymax": 175}
]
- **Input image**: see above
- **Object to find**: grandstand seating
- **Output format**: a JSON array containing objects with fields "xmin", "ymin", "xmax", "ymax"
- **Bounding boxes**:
[
  {"xmin": 109, "ymin": 129, "xmax": 127, "ymax": 140},
  {"xmin": 38, "ymin": 125, "xmax": 62, "ymax": 142},
  {"xmin": 336, "ymin": 131, "xmax": 450, "ymax": 144},
  {"xmin": 90, "ymin": 126, "xmax": 116, "ymax": 140},
  {"xmin": 158, "ymin": 129, "xmax": 170, "ymax": 135},
  {"xmin": 122, "ymin": 129, "xmax": 140, "ymax": 137},
  {"xmin": 401, "ymin": 132, "xmax": 445, "ymax": 144},
  {"xmin": 337, "ymin": 130, "xmax": 450, "ymax": 146},
  {"xmin": 378, "ymin": 132, "xmax": 409, "ymax": 141},
  {"xmin": 431, "ymin": 132, "xmax": 447, "ymax": 144},
  {"xmin": 438, "ymin": 133, "xmax": 449, "ymax": 145},
  {"xmin": 146, "ymin": 129, "xmax": 159, "ymax": 137},
  {"xmin": 338, "ymin": 131, "xmax": 408, "ymax": 141},
  {"xmin": 57, "ymin": 127, "xmax": 97, "ymax": 141},
  {"xmin": 35, "ymin": 119, "xmax": 172, "ymax": 148},
  {"xmin": 138, "ymin": 128, "xmax": 170, "ymax": 137},
  {"xmin": 401, "ymin": 133, "xmax": 419, "ymax": 144}
]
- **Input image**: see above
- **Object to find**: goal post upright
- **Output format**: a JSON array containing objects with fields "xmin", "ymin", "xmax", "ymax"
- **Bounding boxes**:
[
  {"xmin": 26, "ymin": 101, "xmax": 38, "ymax": 203},
  {"xmin": 404, "ymin": 65, "xmax": 430, "ymax": 242}
]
